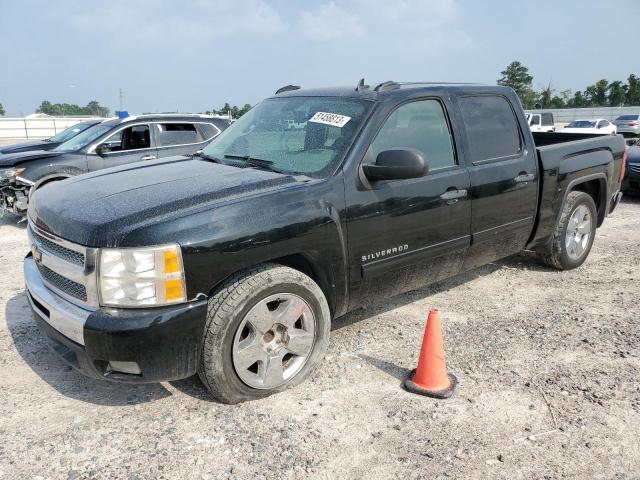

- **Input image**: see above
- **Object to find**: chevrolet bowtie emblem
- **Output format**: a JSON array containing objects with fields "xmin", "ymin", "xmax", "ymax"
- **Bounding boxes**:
[{"xmin": 31, "ymin": 244, "xmax": 42, "ymax": 264}]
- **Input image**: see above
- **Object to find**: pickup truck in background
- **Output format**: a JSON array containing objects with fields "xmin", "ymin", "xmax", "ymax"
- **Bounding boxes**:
[
  {"xmin": 526, "ymin": 112, "xmax": 555, "ymax": 132},
  {"xmin": 23, "ymin": 82, "xmax": 626, "ymax": 403},
  {"xmin": 0, "ymin": 114, "xmax": 229, "ymax": 216}
]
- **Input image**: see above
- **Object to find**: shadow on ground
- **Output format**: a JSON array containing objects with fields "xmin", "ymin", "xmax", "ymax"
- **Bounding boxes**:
[{"xmin": 5, "ymin": 293, "xmax": 172, "ymax": 406}]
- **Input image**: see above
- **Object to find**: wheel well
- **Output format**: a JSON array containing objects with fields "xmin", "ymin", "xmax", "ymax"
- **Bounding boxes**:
[
  {"xmin": 36, "ymin": 176, "xmax": 69, "ymax": 190},
  {"xmin": 570, "ymin": 178, "xmax": 606, "ymax": 226},
  {"xmin": 207, "ymin": 254, "xmax": 336, "ymax": 317}
]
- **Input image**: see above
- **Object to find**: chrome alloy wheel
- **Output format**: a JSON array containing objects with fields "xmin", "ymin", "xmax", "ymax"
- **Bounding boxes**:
[
  {"xmin": 565, "ymin": 204, "xmax": 592, "ymax": 261},
  {"xmin": 232, "ymin": 293, "xmax": 316, "ymax": 389}
]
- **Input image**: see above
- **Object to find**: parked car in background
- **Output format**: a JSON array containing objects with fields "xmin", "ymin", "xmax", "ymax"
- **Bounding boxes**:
[
  {"xmin": 526, "ymin": 112, "xmax": 555, "ymax": 132},
  {"xmin": 0, "ymin": 120, "xmax": 102, "ymax": 155},
  {"xmin": 559, "ymin": 119, "xmax": 617, "ymax": 135},
  {"xmin": 613, "ymin": 114, "xmax": 640, "ymax": 137},
  {"xmin": 22, "ymin": 82, "xmax": 625, "ymax": 403},
  {"xmin": 0, "ymin": 114, "xmax": 229, "ymax": 216},
  {"xmin": 622, "ymin": 138, "xmax": 640, "ymax": 193}
]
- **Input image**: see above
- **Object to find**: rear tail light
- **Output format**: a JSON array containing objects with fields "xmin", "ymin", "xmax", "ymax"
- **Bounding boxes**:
[
  {"xmin": 621, "ymin": 149, "xmax": 628, "ymax": 182},
  {"xmin": 629, "ymin": 122, "xmax": 638, "ymax": 127}
]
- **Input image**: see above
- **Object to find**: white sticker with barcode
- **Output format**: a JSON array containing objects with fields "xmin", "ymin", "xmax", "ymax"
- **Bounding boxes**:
[{"xmin": 309, "ymin": 112, "xmax": 351, "ymax": 128}]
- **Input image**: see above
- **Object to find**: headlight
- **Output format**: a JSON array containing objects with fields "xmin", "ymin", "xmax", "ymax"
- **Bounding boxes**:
[
  {"xmin": 0, "ymin": 167, "xmax": 25, "ymax": 181},
  {"xmin": 98, "ymin": 244, "xmax": 187, "ymax": 307}
]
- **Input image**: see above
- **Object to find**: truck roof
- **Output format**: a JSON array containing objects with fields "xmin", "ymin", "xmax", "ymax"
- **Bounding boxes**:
[{"xmin": 271, "ymin": 81, "xmax": 511, "ymax": 101}]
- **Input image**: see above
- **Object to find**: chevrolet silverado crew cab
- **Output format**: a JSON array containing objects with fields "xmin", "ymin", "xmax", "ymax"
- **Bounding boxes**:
[
  {"xmin": 1, "ymin": 114, "xmax": 229, "ymax": 216},
  {"xmin": 24, "ymin": 81, "xmax": 626, "ymax": 403}
]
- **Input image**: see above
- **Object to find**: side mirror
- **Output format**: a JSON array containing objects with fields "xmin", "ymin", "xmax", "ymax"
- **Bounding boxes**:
[
  {"xmin": 95, "ymin": 144, "xmax": 110, "ymax": 155},
  {"xmin": 362, "ymin": 149, "xmax": 427, "ymax": 181}
]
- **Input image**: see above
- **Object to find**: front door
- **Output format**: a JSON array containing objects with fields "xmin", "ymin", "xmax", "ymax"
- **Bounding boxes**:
[
  {"xmin": 89, "ymin": 124, "xmax": 158, "ymax": 171},
  {"xmin": 345, "ymin": 98, "xmax": 471, "ymax": 310}
]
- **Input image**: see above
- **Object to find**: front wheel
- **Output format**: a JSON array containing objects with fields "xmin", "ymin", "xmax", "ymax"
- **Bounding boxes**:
[
  {"xmin": 198, "ymin": 264, "xmax": 330, "ymax": 404},
  {"xmin": 538, "ymin": 191, "xmax": 597, "ymax": 270}
]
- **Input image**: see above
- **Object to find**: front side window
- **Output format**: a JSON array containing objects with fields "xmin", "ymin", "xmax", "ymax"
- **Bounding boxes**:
[
  {"xmin": 529, "ymin": 115, "xmax": 541, "ymax": 126},
  {"xmin": 100, "ymin": 125, "xmax": 151, "ymax": 152},
  {"xmin": 567, "ymin": 120, "xmax": 596, "ymax": 128},
  {"xmin": 203, "ymin": 96, "xmax": 372, "ymax": 177},
  {"xmin": 157, "ymin": 123, "xmax": 202, "ymax": 146},
  {"xmin": 459, "ymin": 96, "xmax": 521, "ymax": 162},
  {"xmin": 370, "ymin": 99, "xmax": 456, "ymax": 171}
]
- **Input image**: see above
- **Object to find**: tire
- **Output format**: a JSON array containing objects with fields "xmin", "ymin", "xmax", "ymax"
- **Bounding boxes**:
[
  {"xmin": 198, "ymin": 263, "xmax": 330, "ymax": 404},
  {"xmin": 538, "ymin": 191, "xmax": 597, "ymax": 270}
]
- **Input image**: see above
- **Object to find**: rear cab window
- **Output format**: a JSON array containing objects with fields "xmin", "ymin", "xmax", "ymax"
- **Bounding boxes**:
[{"xmin": 458, "ymin": 95, "xmax": 521, "ymax": 163}]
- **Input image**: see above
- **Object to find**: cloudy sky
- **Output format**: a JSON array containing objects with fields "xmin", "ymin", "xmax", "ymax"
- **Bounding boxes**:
[{"xmin": 1, "ymin": 0, "xmax": 637, "ymax": 115}]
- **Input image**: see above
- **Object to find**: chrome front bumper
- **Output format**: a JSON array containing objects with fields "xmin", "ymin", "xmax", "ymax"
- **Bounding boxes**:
[{"xmin": 24, "ymin": 256, "xmax": 92, "ymax": 345}]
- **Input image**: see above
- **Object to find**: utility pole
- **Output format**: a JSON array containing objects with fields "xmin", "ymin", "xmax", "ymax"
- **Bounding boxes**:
[{"xmin": 119, "ymin": 88, "xmax": 124, "ymax": 112}]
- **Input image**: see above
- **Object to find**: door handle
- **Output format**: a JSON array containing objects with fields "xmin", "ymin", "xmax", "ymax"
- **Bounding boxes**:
[
  {"xmin": 140, "ymin": 155, "xmax": 156, "ymax": 161},
  {"xmin": 439, "ymin": 189, "xmax": 468, "ymax": 202},
  {"xmin": 514, "ymin": 173, "xmax": 535, "ymax": 183}
]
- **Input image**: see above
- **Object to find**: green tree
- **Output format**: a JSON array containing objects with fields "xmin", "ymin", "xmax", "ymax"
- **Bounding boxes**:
[
  {"xmin": 626, "ymin": 74, "xmax": 640, "ymax": 105},
  {"xmin": 0, "ymin": 103, "xmax": 5, "ymax": 116},
  {"xmin": 584, "ymin": 79, "xmax": 609, "ymax": 106},
  {"xmin": 607, "ymin": 81, "xmax": 627, "ymax": 106},
  {"xmin": 567, "ymin": 91, "xmax": 587, "ymax": 108},
  {"xmin": 539, "ymin": 83, "xmax": 554, "ymax": 109},
  {"xmin": 36, "ymin": 100, "xmax": 109, "ymax": 117},
  {"xmin": 497, "ymin": 61, "xmax": 538, "ymax": 108}
]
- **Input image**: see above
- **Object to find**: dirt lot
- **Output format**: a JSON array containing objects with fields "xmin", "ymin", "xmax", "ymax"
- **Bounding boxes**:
[{"xmin": 1, "ymin": 199, "xmax": 639, "ymax": 480}]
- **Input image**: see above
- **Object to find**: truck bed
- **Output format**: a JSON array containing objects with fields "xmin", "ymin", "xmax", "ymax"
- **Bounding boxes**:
[{"xmin": 527, "ymin": 132, "xmax": 626, "ymax": 251}]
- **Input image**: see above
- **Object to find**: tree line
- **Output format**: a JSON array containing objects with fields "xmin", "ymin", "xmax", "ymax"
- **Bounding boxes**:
[
  {"xmin": 498, "ymin": 61, "xmax": 640, "ymax": 110},
  {"xmin": 205, "ymin": 102, "xmax": 253, "ymax": 118},
  {"xmin": 36, "ymin": 100, "xmax": 110, "ymax": 117}
]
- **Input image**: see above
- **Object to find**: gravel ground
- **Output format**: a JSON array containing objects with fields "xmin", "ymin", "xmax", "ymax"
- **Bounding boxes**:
[{"xmin": 1, "ymin": 198, "xmax": 639, "ymax": 479}]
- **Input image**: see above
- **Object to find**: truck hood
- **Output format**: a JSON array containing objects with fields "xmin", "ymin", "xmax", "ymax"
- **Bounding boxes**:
[
  {"xmin": 29, "ymin": 156, "xmax": 300, "ymax": 247},
  {"xmin": 0, "ymin": 140, "xmax": 51, "ymax": 155},
  {"xmin": 0, "ymin": 149, "xmax": 62, "ymax": 167}
]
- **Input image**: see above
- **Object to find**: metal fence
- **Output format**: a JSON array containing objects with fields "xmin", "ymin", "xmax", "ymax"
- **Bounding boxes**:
[
  {"xmin": 525, "ymin": 106, "xmax": 640, "ymax": 125},
  {"xmin": 0, "ymin": 116, "xmax": 103, "ymax": 140}
]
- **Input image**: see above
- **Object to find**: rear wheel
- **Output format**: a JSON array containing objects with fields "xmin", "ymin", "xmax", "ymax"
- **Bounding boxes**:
[
  {"xmin": 198, "ymin": 264, "xmax": 330, "ymax": 404},
  {"xmin": 538, "ymin": 191, "xmax": 597, "ymax": 270}
]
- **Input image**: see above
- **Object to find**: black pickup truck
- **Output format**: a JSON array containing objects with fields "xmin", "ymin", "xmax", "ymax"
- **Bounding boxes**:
[{"xmin": 23, "ymin": 82, "xmax": 626, "ymax": 403}]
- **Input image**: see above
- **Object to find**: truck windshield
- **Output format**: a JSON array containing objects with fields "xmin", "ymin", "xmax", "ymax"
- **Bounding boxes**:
[
  {"xmin": 202, "ymin": 96, "xmax": 372, "ymax": 177},
  {"xmin": 53, "ymin": 123, "xmax": 114, "ymax": 153}
]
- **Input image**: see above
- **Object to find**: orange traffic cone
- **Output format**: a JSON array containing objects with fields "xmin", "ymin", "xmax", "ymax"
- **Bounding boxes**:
[{"xmin": 404, "ymin": 307, "xmax": 457, "ymax": 399}]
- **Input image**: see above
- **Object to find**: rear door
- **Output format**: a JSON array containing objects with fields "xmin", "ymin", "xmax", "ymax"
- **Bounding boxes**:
[
  {"xmin": 88, "ymin": 124, "xmax": 157, "ymax": 171},
  {"xmin": 456, "ymin": 94, "xmax": 538, "ymax": 270},
  {"xmin": 155, "ymin": 122, "xmax": 220, "ymax": 158},
  {"xmin": 345, "ymin": 97, "xmax": 471, "ymax": 310}
]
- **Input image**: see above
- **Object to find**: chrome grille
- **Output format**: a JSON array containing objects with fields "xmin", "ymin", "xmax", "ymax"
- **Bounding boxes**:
[
  {"xmin": 31, "ymin": 229, "xmax": 85, "ymax": 266},
  {"xmin": 27, "ymin": 221, "xmax": 98, "ymax": 307},
  {"xmin": 36, "ymin": 263, "xmax": 87, "ymax": 301}
]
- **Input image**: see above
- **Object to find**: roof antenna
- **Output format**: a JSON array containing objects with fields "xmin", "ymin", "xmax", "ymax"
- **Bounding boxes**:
[{"xmin": 356, "ymin": 78, "xmax": 369, "ymax": 91}]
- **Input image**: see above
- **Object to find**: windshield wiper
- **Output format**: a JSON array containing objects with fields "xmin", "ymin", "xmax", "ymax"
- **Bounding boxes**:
[
  {"xmin": 223, "ymin": 154, "xmax": 285, "ymax": 173},
  {"xmin": 193, "ymin": 150, "xmax": 223, "ymax": 163}
]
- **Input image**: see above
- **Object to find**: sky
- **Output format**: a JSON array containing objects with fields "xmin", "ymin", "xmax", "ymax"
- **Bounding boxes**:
[{"xmin": 0, "ymin": 0, "xmax": 638, "ymax": 116}]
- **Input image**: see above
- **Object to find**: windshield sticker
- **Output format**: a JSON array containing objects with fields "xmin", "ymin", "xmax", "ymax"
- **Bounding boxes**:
[{"xmin": 309, "ymin": 112, "xmax": 351, "ymax": 128}]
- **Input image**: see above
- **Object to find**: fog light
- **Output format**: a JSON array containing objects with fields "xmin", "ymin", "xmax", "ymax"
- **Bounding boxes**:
[{"xmin": 108, "ymin": 360, "xmax": 142, "ymax": 375}]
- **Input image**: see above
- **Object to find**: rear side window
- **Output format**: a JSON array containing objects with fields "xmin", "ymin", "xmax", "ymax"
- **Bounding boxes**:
[
  {"xmin": 541, "ymin": 113, "xmax": 554, "ymax": 126},
  {"xmin": 157, "ymin": 123, "xmax": 202, "ymax": 146},
  {"xmin": 459, "ymin": 96, "xmax": 521, "ymax": 162},
  {"xmin": 370, "ymin": 99, "xmax": 456, "ymax": 171}
]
